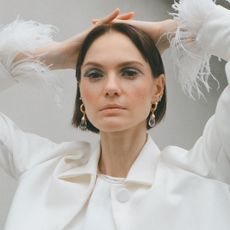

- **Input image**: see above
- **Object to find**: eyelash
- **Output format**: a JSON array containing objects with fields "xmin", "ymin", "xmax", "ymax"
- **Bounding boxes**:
[
  {"xmin": 83, "ymin": 67, "xmax": 141, "ymax": 80},
  {"xmin": 83, "ymin": 69, "xmax": 103, "ymax": 79},
  {"xmin": 121, "ymin": 68, "xmax": 139, "ymax": 79}
]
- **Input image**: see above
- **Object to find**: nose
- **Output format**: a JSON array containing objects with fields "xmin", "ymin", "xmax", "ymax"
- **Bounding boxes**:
[{"xmin": 103, "ymin": 74, "xmax": 122, "ymax": 97}]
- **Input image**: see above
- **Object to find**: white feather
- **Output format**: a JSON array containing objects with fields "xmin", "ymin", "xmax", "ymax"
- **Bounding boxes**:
[
  {"xmin": 0, "ymin": 19, "xmax": 62, "ymax": 103},
  {"xmin": 170, "ymin": 0, "xmax": 218, "ymax": 98}
]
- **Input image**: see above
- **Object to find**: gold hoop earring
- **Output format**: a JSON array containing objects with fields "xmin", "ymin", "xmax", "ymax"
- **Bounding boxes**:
[
  {"xmin": 79, "ymin": 103, "xmax": 87, "ymax": 131},
  {"xmin": 148, "ymin": 102, "xmax": 158, "ymax": 128}
]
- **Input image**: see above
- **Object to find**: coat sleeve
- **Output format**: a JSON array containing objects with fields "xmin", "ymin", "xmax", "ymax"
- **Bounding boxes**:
[
  {"xmin": 0, "ymin": 112, "xmax": 58, "ymax": 179},
  {"xmin": 162, "ymin": 1, "xmax": 230, "ymax": 184},
  {"xmin": 182, "ymin": 3, "xmax": 230, "ymax": 184},
  {"xmin": 0, "ymin": 20, "xmax": 61, "ymax": 178},
  {"xmin": 0, "ymin": 19, "xmax": 57, "ymax": 92}
]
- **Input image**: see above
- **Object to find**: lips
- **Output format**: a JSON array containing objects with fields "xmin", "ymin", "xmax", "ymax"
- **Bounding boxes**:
[{"xmin": 100, "ymin": 104, "xmax": 126, "ymax": 111}]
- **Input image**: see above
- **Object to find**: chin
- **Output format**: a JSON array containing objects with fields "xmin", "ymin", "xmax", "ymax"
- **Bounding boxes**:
[
  {"xmin": 98, "ymin": 124, "xmax": 128, "ymax": 133},
  {"xmin": 97, "ymin": 121, "xmax": 143, "ymax": 133},
  {"xmin": 92, "ymin": 117, "xmax": 146, "ymax": 133},
  {"xmin": 96, "ymin": 120, "xmax": 131, "ymax": 133}
]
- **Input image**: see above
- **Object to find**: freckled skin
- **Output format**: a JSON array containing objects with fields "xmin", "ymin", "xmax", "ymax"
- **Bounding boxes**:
[{"xmin": 79, "ymin": 31, "xmax": 164, "ymax": 133}]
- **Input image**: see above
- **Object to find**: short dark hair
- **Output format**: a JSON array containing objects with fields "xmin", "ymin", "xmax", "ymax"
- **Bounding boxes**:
[{"xmin": 72, "ymin": 23, "xmax": 166, "ymax": 133}]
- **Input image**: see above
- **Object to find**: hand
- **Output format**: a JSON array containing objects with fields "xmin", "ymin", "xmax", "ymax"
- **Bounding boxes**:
[
  {"xmin": 103, "ymin": 18, "xmax": 177, "ymax": 54},
  {"xmin": 91, "ymin": 10, "xmax": 135, "ymax": 25},
  {"xmin": 92, "ymin": 9, "xmax": 134, "ymax": 26},
  {"xmin": 57, "ymin": 9, "xmax": 134, "ymax": 69},
  {"xmin": 28, "ymin": 9, "xmax": 134, "ymax": 70}
]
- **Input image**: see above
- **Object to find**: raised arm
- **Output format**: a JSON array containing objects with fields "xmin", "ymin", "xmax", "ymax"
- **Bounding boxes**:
[
  {"xmin": 163, "ymin": 0, "xmax": 230, "ymax": 184},
  {"xmin": 16, "ymin": 9, "xmax": 134, "ymax": 70},
  {"xmin": 169, "ymin": 0, "xmax": 230, "ymax": 183},
  {"xmin": 195, "ymin": 2, "xmax": 230, "ymax": 183},
  {"xmin": 0, "ymin": 9, "xmax": 134, "ymax": 92}
]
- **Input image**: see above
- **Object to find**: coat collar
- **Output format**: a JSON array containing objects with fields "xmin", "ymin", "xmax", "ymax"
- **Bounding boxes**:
[
  {"xmin": 126, "ymin": 134, "xmax": 161, "ymax": 185},
  {"xmin": 51, "ymin": 134, "xmax": 160, "ymax": 228},
  {"xmin": 57, "ymin": 134, "xmax": 161, "ymax": 186}
]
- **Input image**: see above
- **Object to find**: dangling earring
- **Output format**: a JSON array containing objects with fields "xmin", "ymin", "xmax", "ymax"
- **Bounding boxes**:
[
  {"xmin": 148, "ymin": 102, "xmax": 158, "ymax": 128},
  {"xmin": 79, "ymin": 103, "xmax": 87, "ymax": 131}
]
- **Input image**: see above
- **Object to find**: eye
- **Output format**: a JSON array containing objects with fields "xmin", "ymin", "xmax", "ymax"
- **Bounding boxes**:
[
  {"xmin": 83, "ymin": 69, "xmax": 103, "ymax": 80},
  {"xmin": 121, "ymin": 67, "xmax": 140, "ymax": 79}
]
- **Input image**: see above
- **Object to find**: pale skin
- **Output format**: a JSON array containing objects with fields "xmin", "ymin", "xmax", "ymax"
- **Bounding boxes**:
[
  {"xmin": 15, "ymin": 9, "xmax": 176, "ymax": 178},
  {"xmin": 79, "ymin": 32, "xmax": 164, "ymax": 177}
]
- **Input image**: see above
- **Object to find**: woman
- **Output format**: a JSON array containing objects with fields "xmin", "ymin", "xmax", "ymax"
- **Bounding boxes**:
[{"xmin": 0, "ymin": 0, "xmax": 230, "ymax": 229}]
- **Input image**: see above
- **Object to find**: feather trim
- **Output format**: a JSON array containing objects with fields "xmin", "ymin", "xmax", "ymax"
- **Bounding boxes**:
[
  {"xmin": 0, "ymin": 19, "xmax": 62, "ymax": 102},
  {"xmin": 170, "ymin": 0, "xmax": 217, "ymax": 98}
]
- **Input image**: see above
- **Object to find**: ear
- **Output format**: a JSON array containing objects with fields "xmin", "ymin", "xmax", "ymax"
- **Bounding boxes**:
[{"xmin": 152, "ymin": 74, "xmax": 165, "ymax": 102}]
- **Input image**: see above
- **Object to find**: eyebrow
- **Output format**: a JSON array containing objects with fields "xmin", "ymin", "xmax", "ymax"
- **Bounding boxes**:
[{"xmin": 82, "ymin": 61, "xmax": 145, "ymax": 68}]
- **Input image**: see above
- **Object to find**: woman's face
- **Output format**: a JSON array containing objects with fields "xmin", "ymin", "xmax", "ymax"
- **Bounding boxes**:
[{"xmin": 79, "ymin": 31, "xmax": 164, "ymax": 133}]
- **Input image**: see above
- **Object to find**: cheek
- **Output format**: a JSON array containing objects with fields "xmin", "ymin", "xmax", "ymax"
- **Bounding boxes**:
[
  {"xmin": 79, "ymin": 81, "xmax": 96, "ymax": 103},
  {"xmin": 131, "ymin": 80, "xmax": 154, "ymax": 103},
  {"xmin": 129, "ymin": 80, "xmax": 155, "ymax": 117}
]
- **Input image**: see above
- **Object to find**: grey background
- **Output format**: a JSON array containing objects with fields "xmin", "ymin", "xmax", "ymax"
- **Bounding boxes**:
[{"xmin": 0, "ymin": 0, "xmax": 229, "ymax": 227}]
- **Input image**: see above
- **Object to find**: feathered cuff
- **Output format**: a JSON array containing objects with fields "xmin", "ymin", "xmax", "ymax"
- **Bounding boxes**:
[
  {"xmin": 0, "ymin": 19, "xmax": 58, "ymax": 91},
  {"xmin": 170, "ymin": 0, "xmax": 218, "ymax": 98}
]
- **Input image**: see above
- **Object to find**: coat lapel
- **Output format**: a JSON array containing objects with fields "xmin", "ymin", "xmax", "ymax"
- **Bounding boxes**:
[
  {"xmin": 43, "ymin": 141, "xmax": 100, "ymax": 229},
  {"xmin": 126, "ymin": 134, "xmax": 161, "ymax": 185}
]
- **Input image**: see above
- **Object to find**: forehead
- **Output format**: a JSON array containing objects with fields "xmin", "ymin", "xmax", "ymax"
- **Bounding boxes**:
[{"xmin": 83, "ymin": 31, "xmax": 147, "ymax": 65}]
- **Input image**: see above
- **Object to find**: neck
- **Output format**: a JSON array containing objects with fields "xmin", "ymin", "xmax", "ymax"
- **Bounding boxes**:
[{"xmin": 98, "ymin": 124, "xmax": 147, "ymax": 178}]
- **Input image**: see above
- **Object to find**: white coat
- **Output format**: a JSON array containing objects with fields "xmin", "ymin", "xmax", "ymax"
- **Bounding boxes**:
[{"xmin": 0, "ymin": 1, "xmax": 230, "ymax": 230}]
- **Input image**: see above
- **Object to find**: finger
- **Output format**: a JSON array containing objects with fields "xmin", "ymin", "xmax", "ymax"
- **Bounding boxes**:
[
  {"xmin": 92, "ymin": 19, "xmax": 99, "ymax": 24},
  {"xmin": 112, "ymin": 18, "xmax": 136, "ymax": 25},
  {"xmin": 116, "ymin": 12, "xmax": 135, "ymax": 20},
  {"xmin": 96, "ymin": 8, "xmax": 120, "ymax": 25},
  {"xmin": 92, "ymin": 12, "xmax": 134, "ymax": 25}
]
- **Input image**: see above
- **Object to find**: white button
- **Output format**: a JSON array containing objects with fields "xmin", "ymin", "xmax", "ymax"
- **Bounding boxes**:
[{"xmin": 116, "ymin": 188, "xmax": 130, "ymax": 203}]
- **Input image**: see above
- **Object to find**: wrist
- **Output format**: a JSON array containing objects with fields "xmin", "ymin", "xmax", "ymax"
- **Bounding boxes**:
[{"xmin": 156, "ymin": 19, "xmax": 177, "ymax": 54}]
